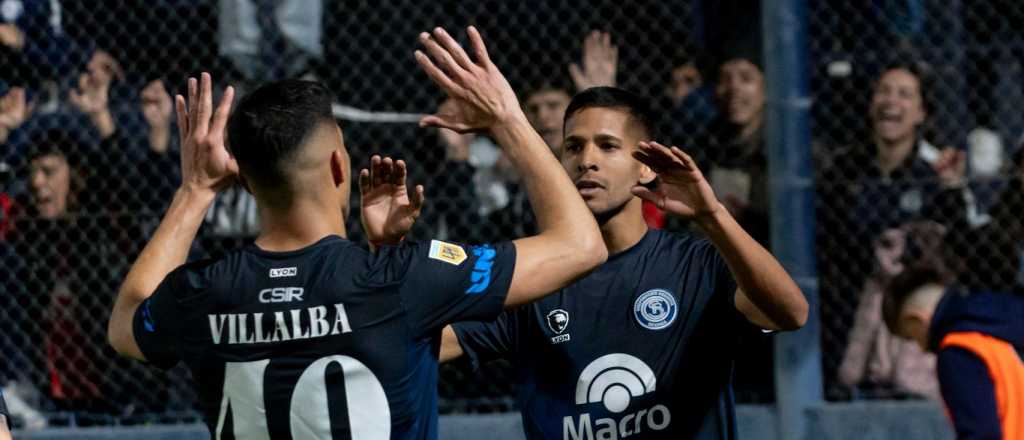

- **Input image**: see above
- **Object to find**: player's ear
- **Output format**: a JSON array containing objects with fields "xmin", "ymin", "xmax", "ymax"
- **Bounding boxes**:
[{"xmin": 330, "ymin": 150, "xmax": 346, "ymax": 187}]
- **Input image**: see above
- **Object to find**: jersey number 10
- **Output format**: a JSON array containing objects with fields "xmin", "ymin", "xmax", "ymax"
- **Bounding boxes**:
[{"xmin": 215, "ymin": 355, "xmax": 390, "ymax": 439}]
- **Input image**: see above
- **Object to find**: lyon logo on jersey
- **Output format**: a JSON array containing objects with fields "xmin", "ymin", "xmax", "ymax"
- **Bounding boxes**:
[{"xmin": 563, "ymin": 354, "xmax": 671, "ymax": 439}]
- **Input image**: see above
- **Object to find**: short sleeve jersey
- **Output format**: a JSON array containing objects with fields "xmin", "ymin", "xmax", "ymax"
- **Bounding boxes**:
[
  {"xmin": 453, "ymin": 229, "xmax": 756, "ymax": 440},
  {"xmin": 133, "ymin": 235, "xmax": 515, "ymax": 439}
]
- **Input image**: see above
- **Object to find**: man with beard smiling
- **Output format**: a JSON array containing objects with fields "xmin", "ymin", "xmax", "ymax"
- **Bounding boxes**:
[{"xmin": 402, "ymin": 86, "xmax": 809, "ymax": 439}]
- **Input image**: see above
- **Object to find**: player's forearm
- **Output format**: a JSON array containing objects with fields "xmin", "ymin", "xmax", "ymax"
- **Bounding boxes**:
[
  {"xmin": 439, "ymin": 326, "xmax": 464, "ymax": 363},
  {"xmin": 696, "ymin": 206, "xmax": 807, "ymax": 330},
  {"xmin": 110, "ymin": 187, "xmax": 213, "ymax": 357},
  {"xmin": 118, "ymin": 187, "xmax": 212, "ymax": 303},
  {"xmin": 490, "ymin": 115, "xmax": 603, "ymax": 255}
]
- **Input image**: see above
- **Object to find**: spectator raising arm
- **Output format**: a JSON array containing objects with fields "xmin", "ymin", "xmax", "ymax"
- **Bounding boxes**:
[
  {"xmin": 569, "ymin": 30, "xmax": 618, "ymax": 90},
  {"xmin": 141, "ymin": 79, "xmax": 175, "ymax": 154},
  {"xmin": 69, "ymin": 53, "xmax": 120, "ymax": 140},
  {"xmin": 0, "ymin": 87, "xmax": 30, "ymax": 144},
  {"xmin": 413, "ymin": 26, "xmax": 607, "ymax": 307},
  {"xmin": 108, "ymin": 73, "xmax": 236, "ymax": 360}
]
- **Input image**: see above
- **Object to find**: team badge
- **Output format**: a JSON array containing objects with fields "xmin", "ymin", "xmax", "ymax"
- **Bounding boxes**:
[
  {"xmin": 546, "ymin": 309, "xmax": 571, "ymax": 344},
  {"xmin": 547, "ymin": 309, "xmax": 569, "ymax": 334},
  {"xmin": 633, "ymin": 289, "xmax": 677, "ymax": 330},
  {"xmin": 428, "ymin": 240, "xmax": 467, "ymax": 265}
]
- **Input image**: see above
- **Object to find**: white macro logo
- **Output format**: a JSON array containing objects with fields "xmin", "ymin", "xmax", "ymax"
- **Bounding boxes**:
[{"xmin": 574, "ymin": 354, "xmax": 656, "ymax": 414}]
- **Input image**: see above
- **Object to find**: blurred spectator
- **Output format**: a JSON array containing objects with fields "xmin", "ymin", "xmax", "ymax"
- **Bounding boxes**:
[
  {"xmin": 818, "ymin": 62, "xmax": 974, "ymax": 397},
  {"xmin": 838, "ymin": 223, "xmax": 943, "ymax": 400},
  {"xmin": 0, "ymin": 0, "xmax": 90, "ymax": 88},
  {"xmin": 691, "ymin": 39, "xmax": 769, "ymax": 245},
  {"xmin": 7, "ymin": 130, "xmax": 119, "ymax": 414},
  {"xmin": 6, "ymin": 128, "xmax": 171, "ymax": 419},
  {"xmin": 663, "ymin": 43, "xmax": 717, "ymax": 152},
  {"xmin": 219, "ymin": 0, "xmax": 323, "ymax": 82}
]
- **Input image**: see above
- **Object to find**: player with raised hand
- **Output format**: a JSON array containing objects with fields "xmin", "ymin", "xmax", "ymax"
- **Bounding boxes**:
[
  {"xmin": 107, "ymin": 25, "xmax": 605, "ymax": 439},
  {"xmin": 418, "ymin": 86, "xmax": 809, "ymax": 439}
]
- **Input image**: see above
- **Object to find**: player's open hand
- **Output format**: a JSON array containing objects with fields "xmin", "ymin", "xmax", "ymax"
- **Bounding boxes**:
[
  {"xmin": 360, "ymin": 155, "xmax": 425, "ymax": 246},
  {"xmin": 415, "ymin": 26, "xmax": 524, "ymax": 133},
  {"xmin": 175, "ymin": 73, "xmax": 237, "ymax": 195},
  {"xmin": 631, "ymin": 141, "xmax": 723, "ymax": 221}
]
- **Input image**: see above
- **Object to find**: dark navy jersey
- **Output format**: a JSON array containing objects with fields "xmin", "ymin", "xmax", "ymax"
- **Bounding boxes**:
[
  {"xmin": 133, "ymin": 235, "xmax": 515, "ymax": 439},
  {"xmin": 453, "ymin": 229, "xmax": 759, "ymax": 440}
]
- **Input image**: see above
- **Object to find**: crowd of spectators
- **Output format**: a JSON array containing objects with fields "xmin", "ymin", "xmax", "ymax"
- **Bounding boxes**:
[{"xmin": 0, "ymin": 0, "xmax": 1022, "ymax": 429}]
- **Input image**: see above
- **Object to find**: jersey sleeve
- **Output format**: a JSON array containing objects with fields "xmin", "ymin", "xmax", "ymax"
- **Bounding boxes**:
[
  {"xmin": 132, "ymin": 267, "xmax": 187, "ymax": 369},
  {"xmin": 451, "ymin": 310, "xmax": 522, "ymax": 369},
  {"xmin": 691, "ymin": 238, "xmax": 764, "ymax": 336},
  {"xmin": 937, "ymin": 346, "xmax": 1002, "ymax": 440},
  {"xmin": 374, "ymin": 240, "xmax": 516, "ymax": 337}
]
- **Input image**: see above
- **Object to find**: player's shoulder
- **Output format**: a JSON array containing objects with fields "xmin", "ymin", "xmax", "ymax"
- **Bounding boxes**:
[{"xmin": 361, "ymin": 239, "xmax": 469, "ymax": 284}]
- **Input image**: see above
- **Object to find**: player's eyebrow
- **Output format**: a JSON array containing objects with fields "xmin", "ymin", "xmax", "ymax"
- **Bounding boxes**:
[{"xmin": 593, "ymin": 133, "xmax": 623, "ymax": 144}]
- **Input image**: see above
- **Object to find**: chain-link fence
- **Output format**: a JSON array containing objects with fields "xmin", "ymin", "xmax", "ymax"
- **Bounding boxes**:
[{"xmin": 0, "ymin": 0, "xmax": 1022, "ymax": 430}]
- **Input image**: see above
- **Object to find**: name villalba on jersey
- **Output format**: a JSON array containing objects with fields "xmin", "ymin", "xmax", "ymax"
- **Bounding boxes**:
[{"xmin": 206, "ymin": 288, "xmax": 353, "ymax": 345}]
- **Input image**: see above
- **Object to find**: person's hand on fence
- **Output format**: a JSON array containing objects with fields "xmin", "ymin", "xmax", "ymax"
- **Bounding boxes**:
[
  {"xmin": 0, "ymin": 87, "xmax": 31, "ymax": 143},
  {"xmin": 415, "ymin": 26, "xmax": 525, "ymax": 133},
  {"xmin": 934, "ymin": 147, "xmax": 966, "ymax": 188},
  {"xmin": 359, "ymin": 155, "xmax": 425, "ymax": 248},
  {"xmin": 141, "ymin": 79, "xmax": 174, "ymax": 154},
  {"xmin": 435, "ymin": 98, "xmax": 475, "ymax": 162},
  {"xmin": 631, "ymin": 141, "xmax": 723, "ymax": 221},
  {"xmin": 175, "ymin": 73, "xmax": 237, "ymax": 195},
  {"xmin": 70, "ymin": 53, "xmax": 121, "ymax": 139},
  {"xmin": 569, "ymin": 30, "xmax": 618, "ymax": 91},
  {"xmin": 872, "ymin": 227, "xmax": 906, "ymax": 279}
]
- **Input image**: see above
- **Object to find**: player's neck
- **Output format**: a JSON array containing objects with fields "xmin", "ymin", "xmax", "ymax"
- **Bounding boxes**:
[
  {"xmin": 255, "ymin": 197, "xmax": 347, "ymax": 252},
  {"xmin": 599, "ymin": 198, "xmax": 649, "ymax": 256}
]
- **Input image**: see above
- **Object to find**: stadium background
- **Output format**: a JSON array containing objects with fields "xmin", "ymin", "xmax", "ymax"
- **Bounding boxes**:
[{"xmin": 2, "ymin": 0, "xmax": 1022, "ymax": 438}]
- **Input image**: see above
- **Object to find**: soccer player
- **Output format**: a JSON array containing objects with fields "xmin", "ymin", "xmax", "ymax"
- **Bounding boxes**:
[
  {"xmin": 106, "ymin": 27, "xmax": 608, "ymax": 439},
  {"xmin": 433, "ymin": 87, "xmax": 808, "ymax": 439}
]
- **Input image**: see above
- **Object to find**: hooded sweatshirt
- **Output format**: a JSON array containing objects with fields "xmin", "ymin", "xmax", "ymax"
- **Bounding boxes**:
[{"xmin": 928, "ymin": 289, "xmax": 1024, "ymax": 440}]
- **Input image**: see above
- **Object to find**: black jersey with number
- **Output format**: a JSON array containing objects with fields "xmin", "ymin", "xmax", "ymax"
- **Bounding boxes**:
[
  {"xmin": 453, "ymin": 229, "xmax": 761, "ymax": 440},
  {"xmin": 133, "ymin": 235, "xmax": 515, "ymax": 439}
]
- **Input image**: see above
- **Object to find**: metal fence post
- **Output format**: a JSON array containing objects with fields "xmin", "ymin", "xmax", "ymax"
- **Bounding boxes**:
[{"xmin": 761, "ymin": 0, "xmax": 823, "ymax": 439}]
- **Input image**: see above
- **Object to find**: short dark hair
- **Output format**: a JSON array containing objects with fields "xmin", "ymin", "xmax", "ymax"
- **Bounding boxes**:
[
  {"xmin": 563, "ymin": 86, "xmax": 657, "ymax": 140},
  {"xmin": 25, "ymin": 129, "xmax": 84, "ymax": 168},
  {"xmin": 227, "ymin": 79, "xmax": 335, "ymax": 189},
  {"xmin": 882, "ymin": 265, "xmax": 945, "ymax": 334}
]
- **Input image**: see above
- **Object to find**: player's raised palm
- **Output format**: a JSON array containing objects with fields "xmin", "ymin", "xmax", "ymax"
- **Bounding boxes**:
[
  {"xmin": 415, "ymin": 26, "xmax": 525, "ymax": 133},
  {"xmin": 631, "ymin": 141, "xmax": 722, "ymax": 220},
  {"xmin": 174, "ymin": 73, "xmax": 238, "ymax": 194},
  {"xmin": 360, "ymin": 155, "xmax": 425, "ymax": 245}
]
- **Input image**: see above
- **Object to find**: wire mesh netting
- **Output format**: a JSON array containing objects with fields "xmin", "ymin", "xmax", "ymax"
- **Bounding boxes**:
[{"xmin": 0, "ymin": 0, "xmax": 1022, "ymax": 430}]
